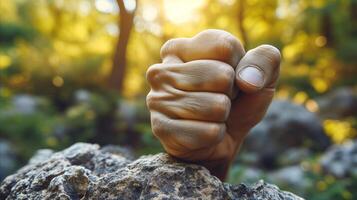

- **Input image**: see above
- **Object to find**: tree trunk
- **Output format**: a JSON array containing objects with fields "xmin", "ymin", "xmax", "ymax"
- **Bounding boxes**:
[
  {"xmin": 322, "ymin": 14, "xmax": 333, "ymax": 47},
  {"xmin": 108, "ymin": 0, "xmax": 137, "ymax": 92},
  {"xmin": 96, "ymin": 0, "xmax": 138, "ymax": 147},
  {"xmin": 237, "ymin": 0, "xmax": 249, "ymax": 48}
]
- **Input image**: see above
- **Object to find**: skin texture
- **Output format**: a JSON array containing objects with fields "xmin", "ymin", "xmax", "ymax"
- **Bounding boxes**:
[{"xmin": 146, "ymin": 29, "xmax": 281, "ymax": 180}]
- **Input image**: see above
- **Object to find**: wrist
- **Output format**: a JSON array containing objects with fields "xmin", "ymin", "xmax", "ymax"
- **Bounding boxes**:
[
  {"xmin": 197, "ymin": 158, "xmax": 232, "ymax": 181},
  {"xmin": 199, "ymin": 135, "xmax": 241, "ymax": 181}
]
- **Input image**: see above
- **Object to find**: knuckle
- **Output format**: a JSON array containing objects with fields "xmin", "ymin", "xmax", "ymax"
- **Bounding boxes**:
[
  {"xmin": 214, "ymin": 94, "xmax": 231, "ymax": 120},
  {"xmin": 151, "ymin": 114, "xmax": 168, "ymax": 138},
  {"xmin": 146, "ymin": 91, "xmax": 156, "ymax": 109},
  {"xmin": 257, "ymin": 44, "xmax": 281, "ymax": 67},
  {"xmin": 207, "ymin": 123, "xmax": 225, "ymax": 142},
  {"xmin": 146, "ymin": 64, "xmax": 159, "ymax": 81},
  {"xmin": 199, "ymin": 30, "xmax": 238, "ymax": 61},
  {"xmin": 214, "ymin": 31, "xmax": 243, "ymax": 63},
  {"xmin": 216, "ymin": 35, "xmax": 235, "ymax": 61},
  {"xmin": 160, "ymin": 38, "xmax": 180, "ymax": 59},
  {"xmin": 197, "ymin": 29, "xmax": 245, "ymax": 65},
  {"xmin": 217, "ymin": 63, "xmax": 235, "ymax": 89},
  {"xmin": 146, "ymin": 64, "xmax": 165, "ymax": 85}
]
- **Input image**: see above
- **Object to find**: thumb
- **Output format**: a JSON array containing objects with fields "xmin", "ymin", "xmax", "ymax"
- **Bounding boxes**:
[
  {"xmin": 227, "ymin": 45, "xmax": 281, "ymax": 140},
  {"xmin": 235, "ymin": 45, "xmax": 281, "ymax": 93}
]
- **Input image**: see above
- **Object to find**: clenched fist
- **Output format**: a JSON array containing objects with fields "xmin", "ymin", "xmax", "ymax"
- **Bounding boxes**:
[{"xmin": 146, "ymin": 29, "xmax": 281, "ymax": 180}]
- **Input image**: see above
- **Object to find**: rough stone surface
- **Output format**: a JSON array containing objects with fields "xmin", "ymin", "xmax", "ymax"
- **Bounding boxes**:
[
  {"xmin": 320, "ymin": 140, "xmax": 357, "ymax": 178},
  {"xmin": 242, "ymin": 100, "xmax": 330, "ymax": 168},
  {"xmin": 0, "ymin": 143, "xmax": 304, "ymax": 200}
]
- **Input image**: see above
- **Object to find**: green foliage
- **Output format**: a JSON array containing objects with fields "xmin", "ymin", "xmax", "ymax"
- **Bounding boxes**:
[
  {"xmin": 134, "ymin": 122, "xmax": 163, "ymax": 156},
  {"xmin": 0, "ymin": 89, "xmax": 154, "ymax": 162},
  {"xmin": 0, "ymin": 23, "xmax": 35, "ymax": 45},
  {"xmin": 305, "ymin": 172, "xmax": 357, "ymax": 200},
  {"xmin": 0, "ymin": 97, "xmax": 57, "ymax": 160}
]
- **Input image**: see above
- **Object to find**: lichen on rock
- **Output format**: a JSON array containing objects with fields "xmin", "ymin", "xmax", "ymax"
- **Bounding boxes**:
[{"xmin": 0, "ymin": 143, "xmax": 304, "ymax": 200}]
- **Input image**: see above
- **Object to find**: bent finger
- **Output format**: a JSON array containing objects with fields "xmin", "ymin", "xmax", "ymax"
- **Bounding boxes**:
[
  {"xmin": 147, "ymin": 90, "xmax": 231, "ymax": 122},
  {"xmin": 146, "ymin": 60, "xmax": 235, "ymax": 97},
  {"xmin": 150, "ymin": 111, "xmax": 225, "ymax": 151},
  {"xmin": 161, "ymin": 29, "xmax": 245, "ymax": 67}
]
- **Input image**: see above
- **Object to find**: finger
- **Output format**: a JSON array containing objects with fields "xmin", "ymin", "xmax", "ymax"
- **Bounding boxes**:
[
  {"xmin": 147, "ymin": 90, "xmax": 231, "ymax": 122},
  {"xmin": 235, "ymin": 45, "xmax": 281, "ymax": 93},
  {"xmin": 146, "ymin": 60, "xmax": 235, "ymax": 97},
  {"xmin": 150, "ymin": 111, "xmax": 225, "ymax": 151},
  {"xmin": 161, "ymin": 29, "xmax": 245, "ymax": 67},
  {"xmin": 162, "ymin": 54, "xmax": 183, "ymax": 64}
]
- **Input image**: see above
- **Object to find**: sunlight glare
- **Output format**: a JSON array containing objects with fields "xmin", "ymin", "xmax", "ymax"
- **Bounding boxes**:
[
  {"xmin": 163, "ymin": 0, "xmax": 205, "ymax": 24},
  {"xmin": 142, "ymin": 5, "xmax": 158, "ymax": 22},
  {"xmin": 79, "ymin": 1, "xmax": 91, "ymax": 16},
  {"xmin": 95, "ymin": 0, "xmax": 119, "ymax": 14},
  {"xmin": 106, "ymin": 24, "xmax": 119, "ymax": 36},
  {"xmin": 219, "ymin": 0, "xmax": 234, "ymax": 5},
  {"xmin": 123, "ymin": 0, "xmax": 136, "ymax": 12}
]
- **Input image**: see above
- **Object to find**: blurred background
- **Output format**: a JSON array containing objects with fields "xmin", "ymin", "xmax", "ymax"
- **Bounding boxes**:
[{"xmin": 0, "ymin": 0, "xmax": 356, "ymax": 199}]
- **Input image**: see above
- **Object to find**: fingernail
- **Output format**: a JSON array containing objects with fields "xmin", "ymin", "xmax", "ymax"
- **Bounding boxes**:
[{"xmin": 238, "ymin": 66, "xmax": 264, "ymax": 88}]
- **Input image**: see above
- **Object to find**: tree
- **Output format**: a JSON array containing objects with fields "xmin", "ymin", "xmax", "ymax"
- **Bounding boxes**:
[
  {"xmin": 237, "ymin": 0, "xmax": 249, "ymax": 48},
  {"xmin": 108, "ymin": 0, "xmax": 138, "ymax": 93}
]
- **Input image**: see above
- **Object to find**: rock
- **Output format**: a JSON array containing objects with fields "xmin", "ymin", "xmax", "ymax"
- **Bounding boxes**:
[
  {"xmin": 224, "ymin": 180, "xmax": 303, "ymax": 200},
  {"xmin": 229, "ymin": 166, "xmax": 264, "ymax": 184},
  {"xmin": 100, "ymin": 144, "xmax": 135, "ymax": 160},
  {"xmin": 0, "ymin": 94, "xmax": 51, "ymax": 119},
  {"xmin": 320, "ymin": 140, "xmax": 357, "ymax": 178},
  {"xmin": 267, "ymin": 166, "xmax": 311, "ymax": 196},
  {"xmin": 11, "ymin": 94, "xmax": 49, "ymax": 114},
  {"xmin": 0, "ymin": 140, "xmax": 17, "ymax": 181},
  {"xmin": 74, "ymin": 89, "xmax": 91, "ymax": 103},
  {"xmin": 0, "ymin": 143, "xmax": 304, "ymax": 200},
  {"xmin": 316, "ymin": 87, "xmax": 357, "ymax": 119},
  {"xmin": 28, "ymin": 149, "xmax": 54, "ymax": 165},
  {"xmin": 12, "ymin": 95, "xmax": 38, "ymax": 114},
  {"xmin": 277, "ymin": 148, "xmax": 311, "ymax": 166},
  {"xmin": 242, "ymin": 100, "xmax": 330, "ymax": 168}
]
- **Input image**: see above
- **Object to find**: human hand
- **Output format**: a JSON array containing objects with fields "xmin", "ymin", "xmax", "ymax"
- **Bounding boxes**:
[{"xmin": 146, "ymin": 29, "xmax": 281, "ymax": 180}]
